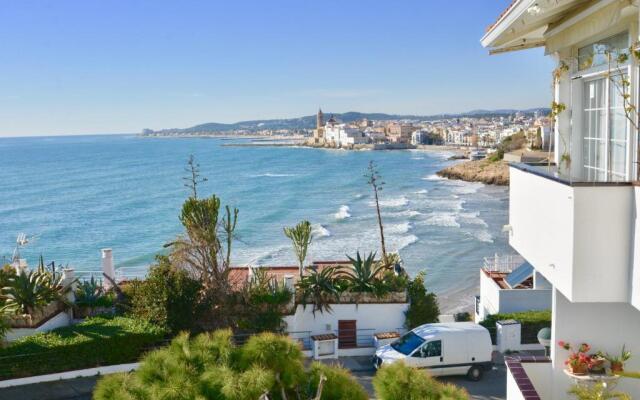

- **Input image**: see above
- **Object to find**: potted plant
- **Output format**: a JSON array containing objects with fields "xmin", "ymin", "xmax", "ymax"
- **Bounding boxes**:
[
  {"xmin": 606, "ymin": 345, "xmax": 632, "ymax": 374},
  {"xmin": 589, "ymin": 352, "xmax": 607, "ymax": 374},
  {"xmin": 558, "ymin": 341, "xmax": 592, "ymax": 375}
]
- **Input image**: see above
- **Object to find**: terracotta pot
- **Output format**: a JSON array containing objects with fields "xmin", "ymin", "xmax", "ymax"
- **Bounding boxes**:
[
  {"xmin": 610, "ymin": 362, "xmax": 624, "ymax": 373},
  {"xmin": 569, "ymin": 364, "xmax": 588, "ymax": 375}
]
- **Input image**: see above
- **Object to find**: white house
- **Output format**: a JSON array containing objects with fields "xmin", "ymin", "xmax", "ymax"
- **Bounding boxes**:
[
  {"xmin": 324, "ymin": 123, "xmax": 367, "ymax": 147},
  {"xmin": 230, "ymin": 261, "xmax": 409, "ymax": 358},
  {"xmin": 475, "ymin": 254, "xmax": 552, "ymax": 322},
  {"xmin": 482, "ymin": 1, "xmax": 640, "ymax": 398}
]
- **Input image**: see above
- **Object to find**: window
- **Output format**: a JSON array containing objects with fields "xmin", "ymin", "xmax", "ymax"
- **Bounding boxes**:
[
  {"xmin": 391, "ymin": 332, "xmax": 425, "ymax": 355},
  {"xmin": 576, "ymin": 32, "xmax": 630, "ymax": 181},
  {"xmin": 416, "ymin": 340, "xmax": 442, "ymax": 358}
]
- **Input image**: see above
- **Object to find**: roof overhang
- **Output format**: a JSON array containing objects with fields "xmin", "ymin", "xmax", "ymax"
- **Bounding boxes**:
[{"xmin": 481, "ymin": 0, "xmax": 598, "ymax": 54}]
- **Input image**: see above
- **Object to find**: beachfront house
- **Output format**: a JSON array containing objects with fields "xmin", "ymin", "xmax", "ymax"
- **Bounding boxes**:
[
  {"xmin": 482, "ymin": 1, "xmax": 640, "ymax": 398},
  {"xmin": 229, "ymin": 261, "xmax": 409, "ymax": 359},
  {"xmin": 475, "ymin": 254, "xmax": 552, "ymax": 322}
]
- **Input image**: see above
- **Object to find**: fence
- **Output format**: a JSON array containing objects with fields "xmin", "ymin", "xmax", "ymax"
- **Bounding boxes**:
[
  {"xmin": 73, "ymin": 266, "xmax": 148, "ymax": 283},
  {"xmin": 483, "ymin": 254, "xmax": 526, "ymax": 273}
]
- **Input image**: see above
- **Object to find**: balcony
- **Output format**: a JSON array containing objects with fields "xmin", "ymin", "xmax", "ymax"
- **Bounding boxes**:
[{"xmin": 508, "ymin": 163, "xmax": 634, "ymax": 303}]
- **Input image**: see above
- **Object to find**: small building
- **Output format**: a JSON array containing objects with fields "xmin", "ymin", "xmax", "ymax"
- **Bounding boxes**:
[
  {"xmin": 324, "ymin": 121, "xmax": 368, "ymax": 147},
  {"xmin": 475, "ymin": 254, "xmax": 552, "ymax": 322},
  {"xmin": 229, "ymin": 261, "xmax": 409, "ymax": 357}
]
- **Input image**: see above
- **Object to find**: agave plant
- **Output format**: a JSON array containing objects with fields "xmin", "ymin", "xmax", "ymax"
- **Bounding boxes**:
[
  {"xmin": 297, "ymin": 266, "xmax": 341, "ymax": 315},
  {"xmin": 75, "ymin": 276, "xmax": 112, "ymax": 308},
  {"xmin": 344, "ymin": 251, "xmax": 387, "ymax": 295},
  {"xmin": 2, "ymin": 268, "xmax": 69, "ymax": 315}
]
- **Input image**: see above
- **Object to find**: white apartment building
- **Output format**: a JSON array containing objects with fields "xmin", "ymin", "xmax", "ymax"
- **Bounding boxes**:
[
  {"xmin": 483, "ymin": 1, "xmax": 640, "ymax": 399},
  {"xmin": 324, "ymin": 123, "xmax": 367, "ymax": 147}
]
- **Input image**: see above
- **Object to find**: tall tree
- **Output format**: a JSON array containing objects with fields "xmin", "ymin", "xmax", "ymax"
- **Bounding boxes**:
[
  {"xmin": 365, "ymin": 161, "xmax": 388, "ymax": 265},
  {"xmin": 283, "ymin": 220, "xmax": 313, "ymax": 278},
  {"xmin": 183, "ymin": 154, "xmax": 208, "ymax": 199}
]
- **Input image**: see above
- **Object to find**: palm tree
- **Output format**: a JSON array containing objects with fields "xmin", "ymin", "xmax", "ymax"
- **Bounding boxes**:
[
  {"xmin": 283, "ymin": 221, "xmax": 313, "ymax": 279},
  {"xmin": 297, "ymin": 266, "xmax": 340, "ymax": 315},
  {"xmin": 344, "ymin": 251, "xmax": 386, "ymax": 294}
]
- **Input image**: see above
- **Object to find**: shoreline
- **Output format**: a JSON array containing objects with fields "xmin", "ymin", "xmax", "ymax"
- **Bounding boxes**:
[{"xmin": 437, "ymin": 159, "xmax": 509, "ymax": 186}]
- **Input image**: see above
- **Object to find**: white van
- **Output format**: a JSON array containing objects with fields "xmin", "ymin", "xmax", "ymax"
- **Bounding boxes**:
[{"xmin": 373, "ymin": 322, "xmax": 493, "ymax": 381}]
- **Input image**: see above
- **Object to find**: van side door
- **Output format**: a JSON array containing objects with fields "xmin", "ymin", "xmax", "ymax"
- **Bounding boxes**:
[{"xmin": 409, "ymin": 340, "xmax": 443, "ymax": 375}]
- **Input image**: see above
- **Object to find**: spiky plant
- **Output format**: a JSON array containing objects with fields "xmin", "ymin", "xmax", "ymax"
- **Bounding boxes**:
[
  {"xmin": 344, "ymin": 251, "xmax": 386, "ymax": 295},
  {"xmin": 283, "ymin": 220, "xmax": 313, "ymax": 279},
  {"xmin": 1, "ymin": 269, "xmax": 68, "ymax": 315},
  {"xmin": 297, "ymin": 266, "xmax": 341, "ymax": 315},
  {"xmin": 74, "ymin": 276, "xmax": 111, "ymax": 308}
]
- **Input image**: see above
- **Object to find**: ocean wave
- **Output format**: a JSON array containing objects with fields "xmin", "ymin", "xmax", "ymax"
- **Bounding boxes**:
[
  {"xmin": 383, "ymin": 209, "xmax": 422, "ymax": 218},
  {"xmin": 449, "ymin": 182, "xmax": 483, "ymax": 195},
  {"xmin": 468, "ymin": 229, "xmax": 494, "ymax": 243},
  {"xmin": 458, "ymin": 212, "xmax": 488, "ymax": 227},
  {"xmin": 423, "ymin": 198, "xmax": 465, "ymax": 211},
  {"xmin": 422, "ymin": 174, "xmax": 445, "ymax": 181},
  {"xmin": 413, "ymin": 189, "xmax": 428, "ymax": 195},
  {"xmin": 386, "ymin": 222, "xmax": 412, "ymax": 235},
  {"xmin": 411, "ymin": 157, "xmax": 425, "ymax": 160},
  {"xmin": 311, "ymin": 224, "xmax": 331, "ymax": 238},
  {"xmin": 375, "ymin": 196, "xmax": 409, "ymax": 208},
  {"xmin": 389, "ymin": 234, "xmax": 418, "ymax": 251},
  {"xmin": 334, "ymin": 205, "xmax": 351, "ymax": 220},
  {"xmin": 422, "ymin": 212, "xmax": 460, "ymax": 228}
]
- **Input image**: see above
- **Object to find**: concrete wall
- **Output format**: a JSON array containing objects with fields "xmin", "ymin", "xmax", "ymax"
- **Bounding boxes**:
[
  {"xmin": 5, "ymin": 311, "xmax": 71, "ymax": 342},
  {"xmin": 498, "ymin": 289, "xmax": 552, "ymax": 315},
  {"xmin": 522, "ymin": 363, "xmax": 552, "ymax": 400},
  {"xmin": 506, "ymin": 368, "xmax": 526, "ymax": 400},
  {"xmin": 284, "ymin": 303, "xmax": 408, "ymax": 339},
  {"xmin": 551, "ymin": 289, "xmax": 640, "ymax": 399},
  {"xmin": 510, "ymin": 167, "xmax": 635, "ymax": 303}
]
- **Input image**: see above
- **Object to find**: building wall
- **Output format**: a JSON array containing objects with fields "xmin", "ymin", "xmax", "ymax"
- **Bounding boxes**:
[
  {"xmin": 283, "ymin": 303, "xmax": 408, "ymax": 338},
  {"xmin": 551, "ymin": 289, "xmax": 640, "ymax": 399}
]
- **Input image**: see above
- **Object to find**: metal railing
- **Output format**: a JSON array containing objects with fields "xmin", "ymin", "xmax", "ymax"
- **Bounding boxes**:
[
  {"xmin": 72, "ymin": 266, "xmax": 148, "ymax": 283},
  {"xmin": 483, "ymin": 254, "xmax": 525, "ymax": 274}
]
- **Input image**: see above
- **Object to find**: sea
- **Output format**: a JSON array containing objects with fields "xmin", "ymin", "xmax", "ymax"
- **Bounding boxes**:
[{"xmin": 0, "ymin": 135, "xmax": 510, "ymax": 312}]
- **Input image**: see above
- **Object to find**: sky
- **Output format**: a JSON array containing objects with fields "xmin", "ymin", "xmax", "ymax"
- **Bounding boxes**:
[{"xmin": 0, "ymin": 1, "xmax": 555, "ymax": 137}]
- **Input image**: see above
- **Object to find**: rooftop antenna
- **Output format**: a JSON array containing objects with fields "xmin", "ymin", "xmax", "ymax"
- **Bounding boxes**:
[{"xmin": 12, "ymin": 233, "xmax": 29, "ymax": 263}]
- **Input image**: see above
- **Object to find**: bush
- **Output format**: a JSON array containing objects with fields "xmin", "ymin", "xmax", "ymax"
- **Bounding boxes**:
[
  {"xmin": 479, "ymin": 310, "xmax": 551, "ymax": 344},
  {"xmin": 128, "ymin": 255, "xmax": 203, "ymax": 333},
  {"xmin": 454, "ymin": 312, "xmax": 471, "ymax": 322},
  {"xmin": 308, "ymin": 362, "xmax": 368, "ymax": 400},
  {"xmin": 404, "ymin": 272, "xmax": 440, "ymax": 329},
  {"xmin": 0, "ymin": 316, "xmax": 166, "ymax": 379},
  {"xmin": 373, "ymin": 362, "xmax": 468, "ymax": 400},
  {"xmin": 94, "ymin": 330, "xmax": 367, "ymax": 400}
]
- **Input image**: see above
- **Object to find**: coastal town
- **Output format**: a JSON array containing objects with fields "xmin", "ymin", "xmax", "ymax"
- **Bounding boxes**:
[{"xmin": 3, "ymin": 1, "xmax": 640, "ymax": 400}]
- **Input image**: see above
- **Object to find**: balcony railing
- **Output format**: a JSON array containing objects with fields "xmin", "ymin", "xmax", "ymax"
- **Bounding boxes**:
[
  {"xmin": 511, "ymin": 163, "xmax": 633, "ymax": 186},
  {"xmin": 483, "ymin": 253, "xmax": 526, "ymax": 273}
]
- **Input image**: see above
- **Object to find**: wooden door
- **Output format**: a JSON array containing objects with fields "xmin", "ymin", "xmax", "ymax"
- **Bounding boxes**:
[{"xmin": 338, "ymin": 320, "xmax": 357, "ymax": 349}]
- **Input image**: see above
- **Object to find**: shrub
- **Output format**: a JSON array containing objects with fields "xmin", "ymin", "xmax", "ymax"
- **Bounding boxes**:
[
  {"xmin": 0, "ymin": 316, "xmax": 166, "ymax": 379},
  {"xmin": 94, "ymin": 331, "xmax": 367, "ymax": 400},
  {"xmin": 373, "ymin": 362, "xmax": 468, "ymax": 400},
  {"xmin": 2, "ymin": 268, "xmax": 69, "ymax": 316},
  {"xmin": 74, "ymin": 276, "xmax": 114, "ymax": 309},
  {"xmin": 129, "ymin": 255, "xmax": 203, "ymax": 333},
  {"xmin": 454, "ymin": 312, "xmax": 471, "ymax": 322},
  {"xmin": 237, "ymin": 268, "xmax": 292, "ymax": 332},
  {"xmin": 404, "ymin": 272, "xmax": 440, "ymax": 329},
  {"xmin": 308, "ymin": 362, "xmax": 368, "ymax": 400},
  {"xmin": 479, "ymin": 310, "xmax": 551, "ymax": 344}
]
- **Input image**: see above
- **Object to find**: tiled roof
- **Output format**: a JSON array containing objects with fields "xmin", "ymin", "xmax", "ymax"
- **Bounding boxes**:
[
  {"xmin": 311, "ymin": 333, "xmax": 338, "ymax": 341},
  {"xmin": 486, "ymin": 0, "xmax": 519, "ymax": 33},
  {"xmin": 374, "ymin": 331, "xmax": 401, "ymax": 339}
]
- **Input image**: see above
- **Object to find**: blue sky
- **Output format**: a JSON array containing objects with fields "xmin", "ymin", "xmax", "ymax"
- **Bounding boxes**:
[{"xmin": 0, "ymin": 1, "xmax": 554, "ymax": 136}]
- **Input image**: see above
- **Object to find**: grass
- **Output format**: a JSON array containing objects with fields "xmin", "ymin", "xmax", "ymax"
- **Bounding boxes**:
[{"xmin": 0, "ymin": 316, "xmax": 166, "ymax": 379}]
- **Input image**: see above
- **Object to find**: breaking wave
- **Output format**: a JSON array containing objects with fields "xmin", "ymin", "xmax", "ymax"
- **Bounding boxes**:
[{"xmin": 334, "ymin": 205, "xmax": 351, "ymax": 220}]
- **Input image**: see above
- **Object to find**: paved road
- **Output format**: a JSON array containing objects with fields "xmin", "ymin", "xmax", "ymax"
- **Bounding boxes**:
[{"xmin": 0, "ymin": 357, "xmax": 506, "ymax": 400}]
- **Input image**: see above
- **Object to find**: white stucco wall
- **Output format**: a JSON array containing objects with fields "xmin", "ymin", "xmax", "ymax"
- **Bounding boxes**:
[
  {"xmin": 631, "ymin": 186, "xmax": 640, "ymax": 311},
  {"xmin": 283, "ymin": 303, "xmax": 408, "ymax": 341},
  {"xmin": 522, "ymin": 362, "xmax": 552, "ymax": 400},
  {"xmin": 498, "ymin": 289, "xmax": 552, "ymax": 315},
  {"xmin": 5, "ymin": 311, "xmax": 72, "ymax": 342},
  {"xmin": 551, "ymin": 289, "xmax": 640, "ymax": 399},
  {"xmin": 506, "ymin": 368, "xmax": 526, "ymax": 400}
]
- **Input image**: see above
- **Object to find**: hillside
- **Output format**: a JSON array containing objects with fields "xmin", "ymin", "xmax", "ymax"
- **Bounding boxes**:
[{"xmin": 142, "ymin": 108, "xmax": 549, "ymax": 135}]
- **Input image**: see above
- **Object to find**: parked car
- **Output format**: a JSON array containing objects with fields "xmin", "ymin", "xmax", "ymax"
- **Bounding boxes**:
[{"xmin": 373, "ymin": 322, "xmax": 492, "ymax": 381}]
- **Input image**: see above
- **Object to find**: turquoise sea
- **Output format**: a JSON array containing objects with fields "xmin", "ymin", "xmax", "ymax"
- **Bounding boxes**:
[{"xmin": 0, "ymin": 135, "xmax": 510, "ymax": 311}]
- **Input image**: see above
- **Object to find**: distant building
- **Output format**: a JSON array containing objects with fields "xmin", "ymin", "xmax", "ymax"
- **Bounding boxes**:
[
  {"xmin": 386, "ymin": 123, "xmax": 414, "ymax": 143},
  {"xmin": 313, "ymin": 108, "xmax": 325, "ymax": 143},
  {"xmin": 324, "ymin": 117, "xmax": 367, "ymax": 147}
]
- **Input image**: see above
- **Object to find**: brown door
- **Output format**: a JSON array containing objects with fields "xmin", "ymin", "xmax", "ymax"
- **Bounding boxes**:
[{"xmin": 338, "ymin": 320, "xmax": 357, "ymax": 349}]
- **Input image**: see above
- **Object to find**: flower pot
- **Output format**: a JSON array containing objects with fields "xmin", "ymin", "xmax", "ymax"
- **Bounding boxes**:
[
  {"xmin": 568, "ymin": 364, "xmax": 588, "ymax": 375},
  {"xmin": 610, "ymin": 362, "xmax": 624, "ymax": 373}
]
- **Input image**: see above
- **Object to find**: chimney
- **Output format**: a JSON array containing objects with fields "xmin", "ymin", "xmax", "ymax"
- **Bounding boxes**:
[{"xmin": 101, "ymin": 249, "xmax": 115, "ymax": 290}]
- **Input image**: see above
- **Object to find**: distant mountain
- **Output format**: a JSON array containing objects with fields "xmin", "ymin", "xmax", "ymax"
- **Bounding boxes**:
[{"xmin": 144, "ymin": 108, "xmax": 549, "ymax": 134}]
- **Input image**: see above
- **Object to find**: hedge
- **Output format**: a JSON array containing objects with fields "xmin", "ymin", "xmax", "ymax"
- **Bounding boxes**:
[
  {"xmin": 479, "ymin": 310, "xmax": 551, "ymax": 344},
  {"xmin": 0, "ymin": 316, "xmax": 167, "ymax": 380}
]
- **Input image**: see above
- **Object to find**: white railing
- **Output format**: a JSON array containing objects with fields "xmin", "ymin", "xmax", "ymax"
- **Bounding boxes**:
[
  {"xmin": 73, "ymin": 266, "xmax": 148, "ymax": 283},
  {"xmin": 482, "ymin": 253, "xmax": 525, "ymax": 274}
]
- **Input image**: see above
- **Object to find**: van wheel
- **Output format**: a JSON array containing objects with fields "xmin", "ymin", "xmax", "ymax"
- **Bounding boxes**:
[{"xmin": 467, "ymin": 365, "xmax": 483, "ymax": 381}]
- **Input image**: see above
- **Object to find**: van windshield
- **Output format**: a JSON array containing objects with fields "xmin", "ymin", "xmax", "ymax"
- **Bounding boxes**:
[{"xmin": 391, "ymin": 332, "xmax": 425, "ymax": 355}]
